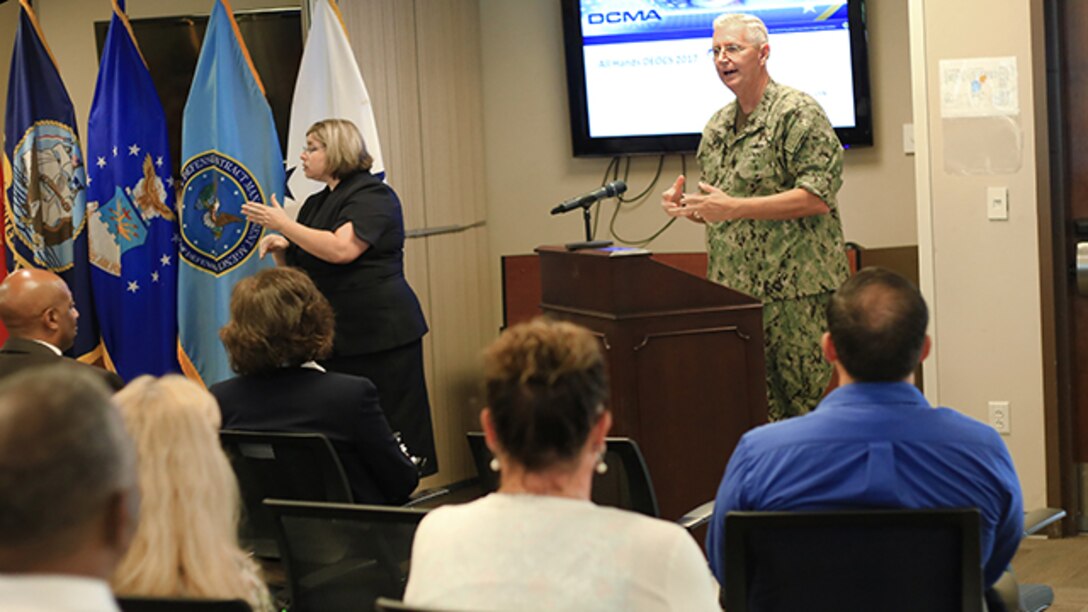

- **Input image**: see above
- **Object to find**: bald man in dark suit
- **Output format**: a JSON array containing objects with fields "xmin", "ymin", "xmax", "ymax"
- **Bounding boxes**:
[{"xmin": 0, "ymin": 269, "xmax": 124, "ymax": 391}]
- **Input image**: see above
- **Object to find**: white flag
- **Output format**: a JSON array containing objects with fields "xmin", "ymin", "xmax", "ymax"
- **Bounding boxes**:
[{"xmin": 285, "ymin": 0, "xmax": 385, "ymax": 218}]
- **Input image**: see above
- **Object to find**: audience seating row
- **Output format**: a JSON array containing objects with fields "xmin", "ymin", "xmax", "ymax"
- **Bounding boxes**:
[
  {"xmin": 217, "ymin": 428, "xmax": 1065, "ymax": 612},
  {"xmin": 219, "ymin": 430, "xmax": 445, "ymax": 561}
]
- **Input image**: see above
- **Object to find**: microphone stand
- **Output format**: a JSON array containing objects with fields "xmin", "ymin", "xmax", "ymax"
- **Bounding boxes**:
[{"xmin": 565, "ymin": 205, "xmax": 613, "ymax": 251}]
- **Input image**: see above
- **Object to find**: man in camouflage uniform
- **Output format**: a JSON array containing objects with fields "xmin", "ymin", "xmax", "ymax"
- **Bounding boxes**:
[{"xmin": 661, "ymin": 13, "xmax": 849, "ymax": 420}]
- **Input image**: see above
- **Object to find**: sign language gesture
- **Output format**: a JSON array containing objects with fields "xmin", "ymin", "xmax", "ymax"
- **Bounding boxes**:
[
  {"xmin": 243, "ymin": 194, "xmax": 291, "ymax": 264},
  {"xmin": 258, "ymin": 234, "xmax": 289, "ymax": 260},
  {"xmin": 242, "ymin": 193, "xmax": 290, "ymax": 232}
]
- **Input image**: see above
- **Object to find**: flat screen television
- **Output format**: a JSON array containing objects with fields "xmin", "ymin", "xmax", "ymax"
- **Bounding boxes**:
[
  {"xmin": 94, "ymin": 9, "xmax": 302, "ymax": 178},
  {"xmin": 560, "ymin": 0, "xmax": 873, "ymax": 157}
]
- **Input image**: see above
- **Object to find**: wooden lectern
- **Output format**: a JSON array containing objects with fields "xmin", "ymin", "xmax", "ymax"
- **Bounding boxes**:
[{"xmin": 536, "ymin": 246, "xmax": 768, "ymax": 520}]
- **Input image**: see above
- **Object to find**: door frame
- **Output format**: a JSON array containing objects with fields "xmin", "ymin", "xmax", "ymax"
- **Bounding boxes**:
[{"xmin": 1042, "ymin": 0, "xmax": 1081, "ymax": 536}]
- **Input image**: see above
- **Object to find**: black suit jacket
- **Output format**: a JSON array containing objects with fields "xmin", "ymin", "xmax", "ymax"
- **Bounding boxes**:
[
  {"xmin": 210, "ymin": 367, "xmax": 419, "ymax": 504},
  {"xmin": 0, "ymin": 338, "xmax": 125, "ymax": 391}
]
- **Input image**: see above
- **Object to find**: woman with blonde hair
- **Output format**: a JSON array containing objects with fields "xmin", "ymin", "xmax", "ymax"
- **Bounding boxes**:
[
  {"xmin": 241, "ymin": 118, "xmax": 435, "ymax": 475},
  {"xmin": 111, "ymin": 375, "xmax": 272, "ymax": 611}
]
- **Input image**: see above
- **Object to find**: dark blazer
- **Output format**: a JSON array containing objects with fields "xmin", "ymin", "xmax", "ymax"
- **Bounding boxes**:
[
  {"xmin": 286, "ymin": 170, "xmax": 428, "ymax": 357},
  {"xmin": 0, "ymin": 338, "xmax": 125, "ymax": 391},
  {"xmin": 210, "ymin": 367, "xmax": 419, "ymax": 505}
]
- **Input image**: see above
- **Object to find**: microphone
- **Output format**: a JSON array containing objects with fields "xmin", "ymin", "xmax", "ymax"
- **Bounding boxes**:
[{"xmin": 550, "ymin": 180, "xmax": 627, "ymax": 215}]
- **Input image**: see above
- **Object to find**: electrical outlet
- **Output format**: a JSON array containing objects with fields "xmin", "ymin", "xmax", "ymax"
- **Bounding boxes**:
[{"xmin": 988, "ymin": 401, "xmax": 1011, "ymax": 435}]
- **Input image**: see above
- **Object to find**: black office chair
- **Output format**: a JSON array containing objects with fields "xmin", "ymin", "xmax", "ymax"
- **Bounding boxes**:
[
  {"xmin": 592, "ymin": 437, "xmax": 661, "ymax": 518},
  {"xmin": 465, "ymin": 432, "xmax": 712, "ymax": 530},
  {"xmin": 220, "ymin": 430, "xmax": 354, "ymax": 558},
  {"xmin": 116, "ymin": 597, "xmax": 252, "ymax": 612},
  {"xmin": 723, "ymin": 508, "xmax": 986, "ymax": 612},
  {"xmin": 265, "ymin": 498, "xmax": 428, "ymax": 612},
  {"xmin": 465, "ymin": 431, "xmax": 498, "ymax": 494}
]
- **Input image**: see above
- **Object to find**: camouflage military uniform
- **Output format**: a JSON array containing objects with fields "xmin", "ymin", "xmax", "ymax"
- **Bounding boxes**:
[{"xmin": 697, "ymin": 80, "xmax": 849, "ymax": 420}]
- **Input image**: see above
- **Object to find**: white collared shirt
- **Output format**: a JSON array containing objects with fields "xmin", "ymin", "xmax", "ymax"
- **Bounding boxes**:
[
  {"xmin": 27, "ymin": 339, "xmax": 62, "ymax": 357},
  {"xmin": 0, "ymin": 574, "xmax": 120, "ymax": 612},
  {"xmin": 299, "ymin": 360, "xmax": 326, "ymax": 372}
]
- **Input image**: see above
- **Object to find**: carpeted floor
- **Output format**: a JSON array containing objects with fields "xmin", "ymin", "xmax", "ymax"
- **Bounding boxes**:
[{"xmin": 1012, "ymin": 535, "xmax": 1088, "ymax": 611}]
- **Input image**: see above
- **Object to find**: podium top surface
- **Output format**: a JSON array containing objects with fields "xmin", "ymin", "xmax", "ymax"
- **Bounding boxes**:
[{"xmin": 535, "ymin": 246, "xmax": 761, "ymax": 317}]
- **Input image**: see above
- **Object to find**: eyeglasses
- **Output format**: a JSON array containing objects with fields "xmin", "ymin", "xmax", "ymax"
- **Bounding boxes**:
[
  {"xmin": 708, "ymin": 43, "xmax": 748, "ymax": 61},
  {"xmin": 302, "ymin": 144, "xmax": 324, "ymax": 154}
]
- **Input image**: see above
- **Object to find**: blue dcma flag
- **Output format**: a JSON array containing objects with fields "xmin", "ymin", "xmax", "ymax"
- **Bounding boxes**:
[
  {"xmin": 178, "ymin": 0, "xmax": 282, "ymax": 385},
  {"xmin": 4, "ymin": 0, "xmax": 102, "ymax": 361},
  {"xmin": 86, "ymin": 0, "xmax": 180, "ymax": 381}
]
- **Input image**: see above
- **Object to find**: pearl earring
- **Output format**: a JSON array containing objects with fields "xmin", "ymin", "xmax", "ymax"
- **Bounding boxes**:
[
  {"xmin": 489, "ymin": 457, "xmax": 501, "ymax": 472},
  {"xmin": 595, "ymin": 457, "xmax": 609, "ymax": 475}
]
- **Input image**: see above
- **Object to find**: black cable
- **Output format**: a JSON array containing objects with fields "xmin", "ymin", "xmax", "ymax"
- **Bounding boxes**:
[
  {"xmin": 617, "ymin": 155, "xmax": 664, "ymax": 203},
  {"xmin": 606, "ymin": 154, "xmax": 680, "ymax": 246},
  {"xmin": 610, "ymin": 209, "xmax": 678, "ymax": 246},
  {"xmin": 587, "ymin": 153, "xmax": 691, "ymax": 246}
]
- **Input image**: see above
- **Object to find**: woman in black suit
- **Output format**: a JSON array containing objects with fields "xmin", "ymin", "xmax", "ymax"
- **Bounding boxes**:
[
  {"xmin": 211, "ymin": 267, "xmax": 419, "ymax": 504},
  {"xmin": 241, "ymin": 119, "xmax": 436, "ymax": 474}
]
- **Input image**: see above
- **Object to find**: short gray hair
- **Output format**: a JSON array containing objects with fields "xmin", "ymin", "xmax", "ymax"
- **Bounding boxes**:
[
  {"xmin": 0, "ymin": 365, "xmax": 135, "ymax": 548},
  {"xmin": 713, "ymin": 13, "xmax": 769, "ymax": 46}
]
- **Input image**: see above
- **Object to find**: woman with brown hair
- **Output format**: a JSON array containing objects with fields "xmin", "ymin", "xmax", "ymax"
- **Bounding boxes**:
[
  {"xmin": 211, "ymin": 266, "xmax": 419, "ymax": 504},
  {"xmin": 404, "ymin": 318, "xmax": 719, "ymax": 611}
]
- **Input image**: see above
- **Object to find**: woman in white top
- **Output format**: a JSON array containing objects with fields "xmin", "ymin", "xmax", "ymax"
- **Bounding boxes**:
[{"xmin": 404, "ymin": 318, "xmax": 720, "ymax": 611}]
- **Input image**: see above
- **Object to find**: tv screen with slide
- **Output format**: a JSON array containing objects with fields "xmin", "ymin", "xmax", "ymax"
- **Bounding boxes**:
[{"xmin": 560, "ymin": 0, "xmax": 873, "ymax": 157}]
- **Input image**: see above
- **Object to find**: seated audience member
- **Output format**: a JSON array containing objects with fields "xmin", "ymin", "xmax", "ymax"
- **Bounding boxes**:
[
  {"xmin": 706, "ymin": 267, "xmax": 1023, "ymax": 589},
  {"xmin": 404, "ymin": 318, "xmax": 719, "ymax": 611},
  {"xmin": 0, "ymin": 269, "xmax": 124, "ymax": 390},
  {"xmin": 211, "ymin": 267, "xmax": 419, "ymax": 504},
  {"xmin": 0, "ymin": 366, "xmax": 138, "ymax": 611},
  {"xmin": 111, "ymin": 375, "xmax": 272, "ymax": 611}
]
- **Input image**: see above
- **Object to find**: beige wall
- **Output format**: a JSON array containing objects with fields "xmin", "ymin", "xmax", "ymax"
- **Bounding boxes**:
[
  {"xmin": 910, "ymin": 0, "xmax": 1049, "ymax": 508},
  {"xmin": 837, "ymin": 0, "xmax": 917, "ymax": 248},
  {"xmin": 477, "ymin": 0, "xmax": 917, "ymax": 270},
  {"xmin": 336, "ymin": 0, "xmax": 495, "ymax": 488},
  {"xmin": 479, "ymin": 0, "xmax": 1050, "ymax": 510}
]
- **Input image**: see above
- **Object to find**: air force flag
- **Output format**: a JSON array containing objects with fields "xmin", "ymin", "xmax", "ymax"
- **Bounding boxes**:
[
  {"xmin": 179, "ymin": 0, "xmax": 283, "ymax": 385},
  {"xmin": 86, "ymin": 0, "xmax": 180, "ymax": 381}
]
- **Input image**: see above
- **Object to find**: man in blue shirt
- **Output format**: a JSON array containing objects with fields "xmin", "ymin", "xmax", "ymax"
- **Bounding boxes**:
[{"xmin": 706, "ymin": 267, "xmax": 1023, "ymax": 588}]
